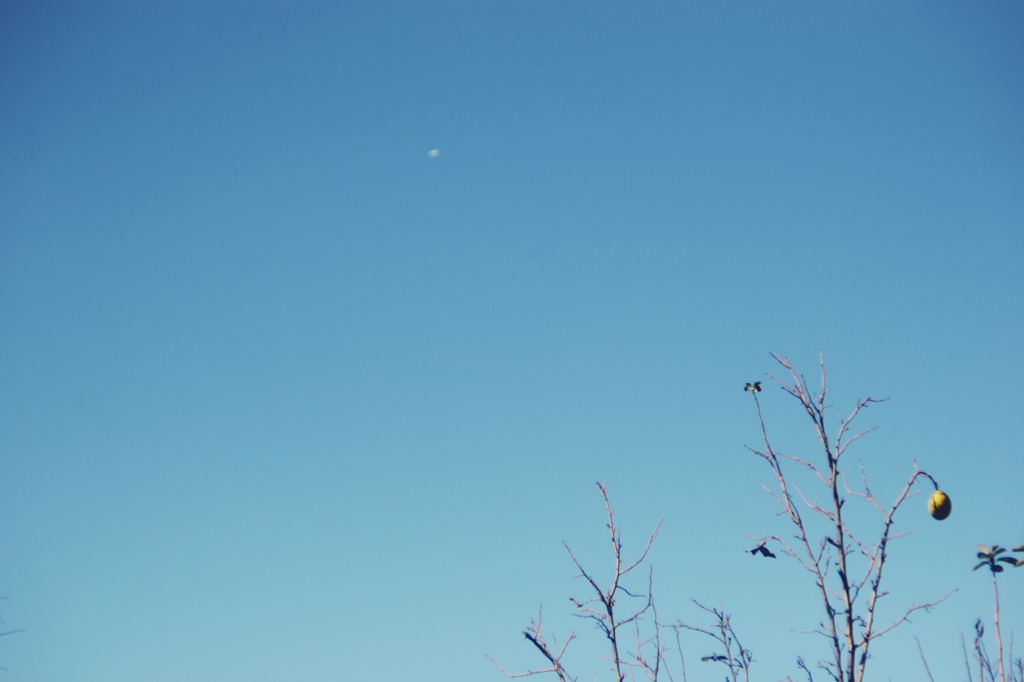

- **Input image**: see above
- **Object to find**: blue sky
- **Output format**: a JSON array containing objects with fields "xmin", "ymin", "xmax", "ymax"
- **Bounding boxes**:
[{"xmin": 1, "ymin": 2, "xmax": 1022, "ymax": 680}]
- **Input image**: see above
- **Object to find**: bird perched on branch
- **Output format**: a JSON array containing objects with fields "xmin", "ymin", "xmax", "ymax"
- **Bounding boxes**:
[
  {"xmin": 749, "ymin": 542, "xmax": 776, "ymax": 558},
  {"xmin": 744, "ymin": 381, "xmax": 762, "ymax": 393}
]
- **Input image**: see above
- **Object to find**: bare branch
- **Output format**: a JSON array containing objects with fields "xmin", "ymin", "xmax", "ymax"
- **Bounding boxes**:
[
  {"xmin": 621, "ymin": 518, "xmax": 665, "ymax": 576},
  {"xmin": 915, "ymin": 636, "xmax": 935, "ymax": 682},
  {"xmin": 487, "ymin": 607, "xmax": 577, "ymax": 682},
  {"xmin": 746, "ymin": 355, "xmax": 951, "ymax": 682},
  {"xmin": 563, "ymin": 483, "xmax": 667, "ymax": 682}
]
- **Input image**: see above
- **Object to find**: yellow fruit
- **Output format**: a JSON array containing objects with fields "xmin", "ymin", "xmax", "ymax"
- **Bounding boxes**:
[{"xmin": 928, "ymin": 490, "xmax": 952, "ymax": 520}]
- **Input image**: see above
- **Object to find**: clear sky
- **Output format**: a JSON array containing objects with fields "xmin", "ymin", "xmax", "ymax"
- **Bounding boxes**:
[{"xmin": 1, "ymin": 2, "xmax": 1022, "ymax": 681}]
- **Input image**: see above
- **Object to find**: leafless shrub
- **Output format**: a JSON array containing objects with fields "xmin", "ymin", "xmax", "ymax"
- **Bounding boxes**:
[
  {"xmin": 488, "ymin": 482, "xmax": 665, "ymax": 682},
  {"xmin": 670, "ymin": 601, "xmax": 752, "ymax": 682},
  {"xmin": 745, "ymin": 353, "xmax": 952, "ymax": 682}
]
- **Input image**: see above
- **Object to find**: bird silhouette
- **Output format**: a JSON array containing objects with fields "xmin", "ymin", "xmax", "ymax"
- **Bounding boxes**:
[
  {"xmin": 744, "ymin": 381, "xmax": 762, "ymax": 393},
  {"xmin": 749, "ymin": 543, "xmax": 776, "ymax": 558}
]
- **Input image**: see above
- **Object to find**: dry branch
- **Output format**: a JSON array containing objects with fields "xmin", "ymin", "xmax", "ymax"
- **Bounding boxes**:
[{"xmin": 745, "ymin": 353, "xmax": 950, "ymax": 682}]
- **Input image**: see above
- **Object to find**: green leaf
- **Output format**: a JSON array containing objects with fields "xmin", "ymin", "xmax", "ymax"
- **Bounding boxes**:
[
  {"xmin": 994, "ymin": 547, "xmax": 1007, "ymax": 556},
  {"xmin": 974, "ymin": 562, "xmax": 988, "ymax": 571},
  {"xmin": 997, "ymin": 557, "xmax": 1017, "ymax": 565},
  {"xmin": 994, "ymin": 565, "xmax": 1004, "ymax": 573},
  {"xmin": 978, "ymin": 552, "xmax": 989, "ymax": 559},
  {"xmin": 1013, "ymin": 545, "xmax": 1024, "ymax": 552}
]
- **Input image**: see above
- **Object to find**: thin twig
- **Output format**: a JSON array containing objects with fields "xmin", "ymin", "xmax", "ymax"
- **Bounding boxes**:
[{"xmin": 915, "ymin": 636, "xmax": 935, "ymax": 682}]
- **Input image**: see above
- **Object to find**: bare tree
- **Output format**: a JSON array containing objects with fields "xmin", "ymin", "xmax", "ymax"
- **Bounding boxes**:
[
  {"xmin": 670, "ymin": 601, "xmax": 753, "ymax": 682},
  {"xmin": 492, "ymin": 353, "xmax": 960, "ymax": 682},
  {"xmin": 488, "ymin": 482, "xmax": 665, "ymax": 682},
  {"xmin": 745, "ymin": 353, "xmax": 952, "ymax": 682}
]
